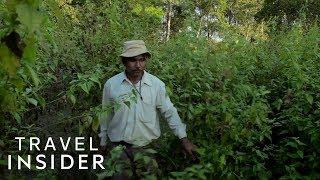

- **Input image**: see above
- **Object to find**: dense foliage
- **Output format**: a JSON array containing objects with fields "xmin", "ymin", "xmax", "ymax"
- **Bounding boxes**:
[{"xmin": 1, "ymin": 0, "xmax": 319, "ymax": 179}]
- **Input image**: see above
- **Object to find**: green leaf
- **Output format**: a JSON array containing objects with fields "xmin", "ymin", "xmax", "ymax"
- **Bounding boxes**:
[
  {"xmin": 37, "ymin": 96, "xmax": 46, "ymax": 108},
  {"xmin": 12, "ymin": 112, "xmax": 21, "ymax": 124},
  {"xmin": 0, "ymin": 28, "xmax": 10, "ymax": 40},
  {"xmin": 80, "ymin": 83, "xmax": 91, "ymax": 94},
  {"xmin": 131, "ymin": 88, "xmax": 137, "ymax": 96},
  {"xmin": 220, "ymin": 155, "xmax": 226, "ymax": 166},
  {"xmin": 79, "ymin": 123, "xmax": 84, "ymax": 135},
  {"xmin": 0, "ymin": 140, "xmax": 5, "ymax": 147},
  {"xmin": 124, "ymin": 100, "xmax": 130, "ymax": 108},
  {"xmin": 274, "ymin": 99, "xmax": 283, "ymax": 111},
  {"xmin": 97, "ymin": 171, "xmax": 113, "ymax": 180},
  {"xmin": 144, "ymin": 148, "xmax": 157, "ymax": 154},
  {"xmin": 306, "ymin": 94, "xmax": 313, "ymax": 105},
  {"xmin": 165, "ymin": 86, "xmax": 172, "ymax": 97},
  {"xmin": 69, "ymin": 94, "xmax": 76, "ymax": 105},
  {"xmin": 27, "ymin": 97, "xmax": 38, "ymax": 106},
  {"xmin": 294, "ymin": 138, "xmax": 306, "ymax": 146},
  {"xmin": 11, "ymin": 78, "xmax": 25, "ymax": 90},
  {"xmin": 196, "ymin": 148, "xmax": 206, "ymax": 156},
  {"xmin": 86, "ymin": 115, "xmax": 93, "ymax": 125},
  {"xmin": 22, "ymin": 35, "xmax": 36, "ymax": 64},
  {"xmin": 260, "ymin": 90, "xmax": 270, "ymax": 96},
  {"xmin": 143, "ymin": 156, "xmax": 151, "ymax": 164},
  {"xmin": 297, "ymin": 150, "xmax": 304, "ymax": 158},
  {"xmin": 92, "ymin": 117, "xmax": 99, "ymax": 132},
  {"xmin": 16, "ymin": 3, "xmax": 43, "ymax": 34},
  {"xmin": 286, "ymin": 141, "xmax": 298, "ymax": 148},
  {"xmin": 89, "ymin": 76, "xmax": 101, "ymax": 89},
  {"xmin": 0, "ymin": 43, "xmax": 20, "ymax": 77},
  {"xmin": 26, "ymin": 64, "xmax": 40, "ymax": 87},
  {"xmin": 5, "ymin": 0, "xmax": 20, "ymax": 12}
]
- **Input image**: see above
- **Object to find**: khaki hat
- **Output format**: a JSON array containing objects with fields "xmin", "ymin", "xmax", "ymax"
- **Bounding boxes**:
[{"xmin": 120, "ymin": 40, "xmax": 151, "ymax": 58}]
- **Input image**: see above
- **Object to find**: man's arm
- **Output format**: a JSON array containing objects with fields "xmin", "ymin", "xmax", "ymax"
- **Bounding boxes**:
[
  {"xmin": 156, "ymin": 83, "xmax": 197, "ymax": 160},
  {"xmin": 98, "ymin": 82, "xmax": 113, "ymax": 154}
]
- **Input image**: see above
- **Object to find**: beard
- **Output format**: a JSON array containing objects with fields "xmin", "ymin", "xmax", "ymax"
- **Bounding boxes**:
[{"xmin": 128, "ymin": 69, "xmax": 143, "ymax": 76}]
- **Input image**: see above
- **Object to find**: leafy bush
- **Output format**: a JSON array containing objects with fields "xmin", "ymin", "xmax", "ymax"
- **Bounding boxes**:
[{"xmin": 150, "ymin": 24, "xmax": 320, "ymax": 178}]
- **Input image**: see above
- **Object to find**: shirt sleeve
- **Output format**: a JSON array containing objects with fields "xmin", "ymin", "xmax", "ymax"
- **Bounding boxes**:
[
  {"xmin": 98, "ymin": 82, "xmax": 113, "ymax": 146},
  {"xmin": 156, "ymin": 83, "xmax": 187, "ymax": 139}
]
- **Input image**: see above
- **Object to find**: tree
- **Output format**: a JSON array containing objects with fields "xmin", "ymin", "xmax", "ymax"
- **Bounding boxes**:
[{"xmin": 255, "ymin": 0, "xmax": 320, "ymax": 27}]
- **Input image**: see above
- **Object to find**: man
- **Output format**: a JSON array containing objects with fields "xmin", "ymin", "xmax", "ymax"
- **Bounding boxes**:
[{"xmin": 99, "ymin": 40, "xmax": 197, "ymax": 177}]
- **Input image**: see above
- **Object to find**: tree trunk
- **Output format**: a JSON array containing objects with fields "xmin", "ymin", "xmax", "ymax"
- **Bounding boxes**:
[
  {"xmin": 165, "ymin": 3, "xmax": 172, "ymax": 41},
  {"xmin": 207, "ymin": 14, "xmax": 210, "ymax": 40},
  {"xmin": 197, "ymin": 16, "xmax": 204, "ymax": 38}
]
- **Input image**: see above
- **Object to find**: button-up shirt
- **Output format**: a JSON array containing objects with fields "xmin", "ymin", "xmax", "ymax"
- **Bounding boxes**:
[{"xmin": 99, "ymin": 71, "xmax": 187, "ymax": 147}]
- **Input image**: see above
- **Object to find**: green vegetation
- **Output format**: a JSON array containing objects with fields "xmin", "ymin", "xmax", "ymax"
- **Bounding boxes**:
[{"xmin": 1, "ymin": 0, "xmax": 320, "ymax": 179}]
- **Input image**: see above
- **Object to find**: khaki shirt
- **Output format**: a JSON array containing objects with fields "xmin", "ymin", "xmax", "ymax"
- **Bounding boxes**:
[{"xmin": 99, "ymin": 71, "xmax": 187, "ymax": 146}]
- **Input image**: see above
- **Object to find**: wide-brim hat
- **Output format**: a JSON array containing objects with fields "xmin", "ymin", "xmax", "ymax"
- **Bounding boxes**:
[{"xmin": 120, "ymin": 40, "xmax": 151, "ymax": 58}]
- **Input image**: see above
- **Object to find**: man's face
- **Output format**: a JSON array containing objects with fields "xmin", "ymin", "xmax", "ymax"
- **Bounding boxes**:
[{"xmin": 124, "ymin": 54, "xmax": 147, "ymax": 76}]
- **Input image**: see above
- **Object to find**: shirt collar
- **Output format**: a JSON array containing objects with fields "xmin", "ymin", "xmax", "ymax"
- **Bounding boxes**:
[{"xmin": 121, "ymin": 70, "xmax": 152, "ymax": 86}]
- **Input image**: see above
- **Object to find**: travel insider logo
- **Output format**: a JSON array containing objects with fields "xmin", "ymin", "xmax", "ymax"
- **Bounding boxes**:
[{"xmin": 7, "ymin": 137, "xmax": 105, "ymax": 170}]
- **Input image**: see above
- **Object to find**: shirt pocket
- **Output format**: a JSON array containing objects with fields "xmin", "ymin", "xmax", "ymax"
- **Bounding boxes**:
[
  {"xmin": 139, "ymin": 87, "xmax": 156, "ymax": 123},
  {"xmin": 141, "ymin": 85, "xmax": 154, "ymax": 106},
  {"xmin": 139, "ymin": 101, "xmax": 156, "ymax": 123}
]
